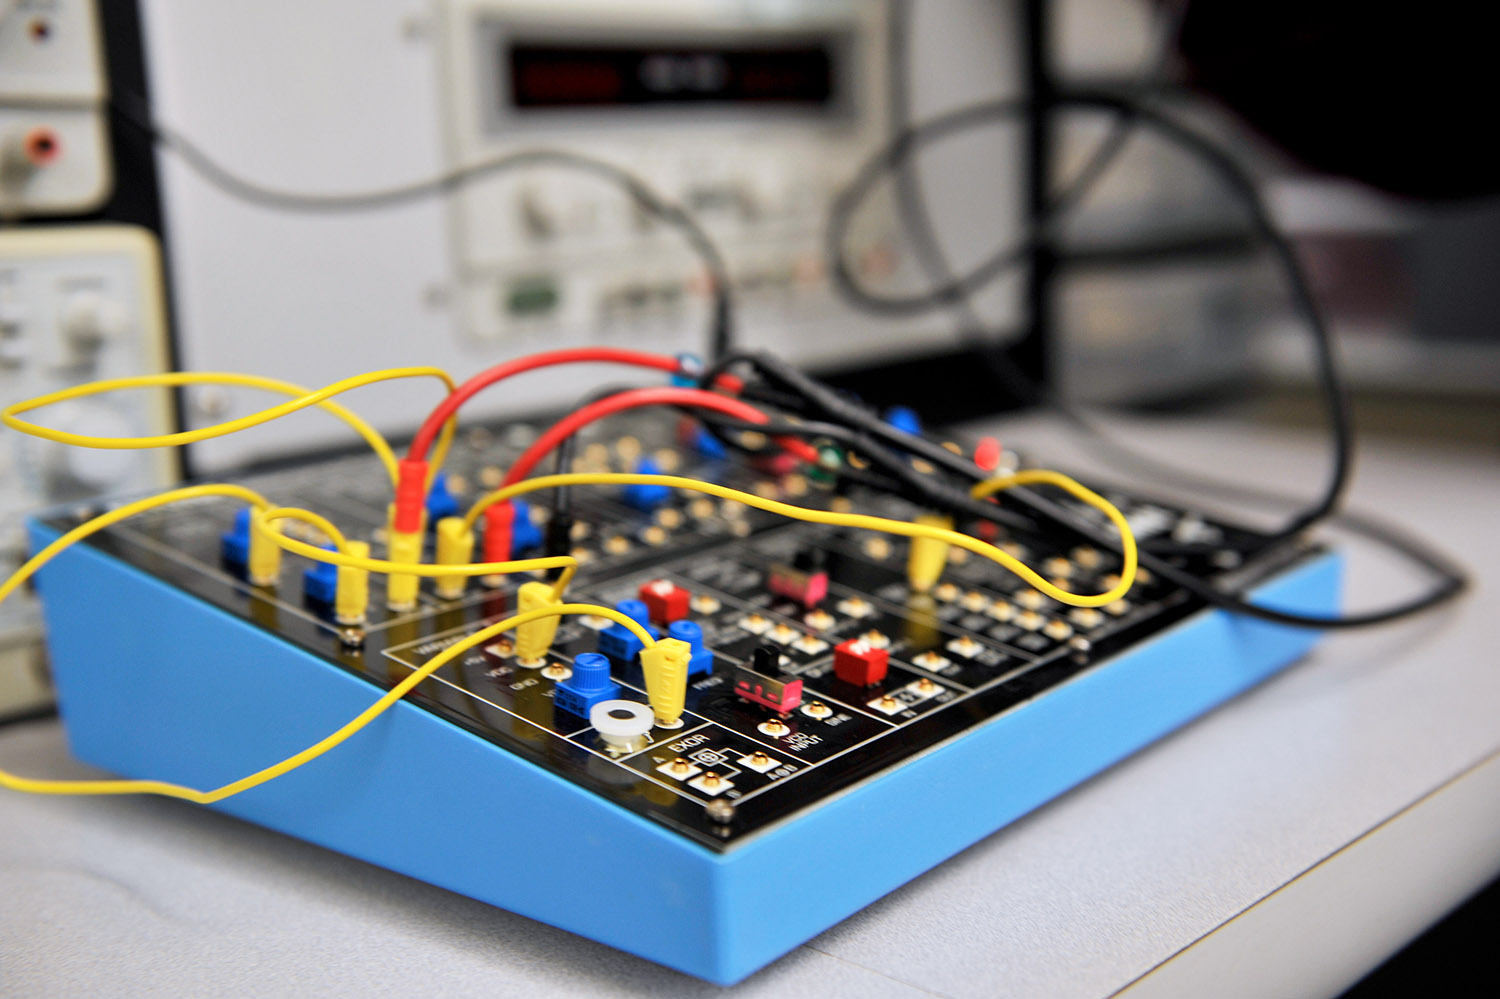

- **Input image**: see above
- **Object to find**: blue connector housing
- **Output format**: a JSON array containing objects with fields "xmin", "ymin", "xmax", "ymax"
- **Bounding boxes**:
[
  {"xmin": 509, "ymin": 500, "xmax": 543, "ymax": 554},
  {"xmin": 623, "ymin": 459, "xmax": 671, "ymax": 511},
  {"xmin": 302, "ymin": 545, "xmax": 338, "ymax": 604},
  {"xmin": 425, "ymin": 472, "xmax": 460, "ymax": 522},
  {"xmin": 883, "ymin": 405, "xmax": 922, "ymax": 437},
  {"xmin": 220, "ymin": 508, "xmax": 251, "ymax": 566},
  {"xmin": 668, "ymin": 620, "xmax": 715, "ymax": 677},
  {"xmin": 598, "ymin": 599, "xmax": 658, "ymax": 665},
  {"xmin": 669, "ymin": 352, "xmax": 702, "ymax": 387},
  {"xmin": 689, "ymin": 426, "xmax": 727, "ymax": 460},
  {"xmin": 552, "ymin": 652, "xmax": 620, "ymax": 719}
]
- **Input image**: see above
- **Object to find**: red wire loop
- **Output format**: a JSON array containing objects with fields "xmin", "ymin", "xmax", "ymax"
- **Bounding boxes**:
[
  {"xmin": 503, "ymin": 387, "xmax": 817, "ymax": 487},
  {"xmin": 406, "ymin": 348, "xmax": 742, "ymax": 462}
]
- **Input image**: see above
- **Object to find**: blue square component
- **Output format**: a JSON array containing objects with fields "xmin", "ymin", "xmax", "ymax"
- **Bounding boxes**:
[
  {"xmin": 509, "ymin": 500, "xmax": 543, "ymax": 554},
  {"xmin": 668, "ymin": 620, "xmax": 715, "ymax": 677},
  {"xmin": 669, "ymin": 351, "xmax": 702, "ymax": 387},
  {"xmin": 598, "ymin": 598, "xmax": 658, "ymax": 665},
  {"xmin": 689, "ymin": 425, "xmax": 727, "ymax": 460},
  {"xmin": 883, "ymin": 405, "xmax": 922, "ymax": 436},
  {"xmin": 552, "ymin": 652, "xmax": 619, "ymax": 719},
  {"xmin": 302, "ymin": 545, "xmax": 338, "ymax": 604},
  {"xmin": 220, "ymin": 507, "xmax": 251, "ymax": 566},
  {"xmin": 622, "ymin": 458, "xmax": 671, "ymax": 511},
  {"xmin": 425, "ymin": 472, "xmax": 460, "ymax": 522}
]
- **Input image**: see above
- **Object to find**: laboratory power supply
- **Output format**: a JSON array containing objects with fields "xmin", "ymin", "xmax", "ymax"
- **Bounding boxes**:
[{"xmin": 135, "ymin": 0, "xmax": 1025, "ymax": 473}]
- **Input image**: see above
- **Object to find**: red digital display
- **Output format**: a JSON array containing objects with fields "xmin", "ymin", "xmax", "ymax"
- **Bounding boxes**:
[{"xmin": 507, "ymin": 38, "xmax": 838, "ymax": 111}]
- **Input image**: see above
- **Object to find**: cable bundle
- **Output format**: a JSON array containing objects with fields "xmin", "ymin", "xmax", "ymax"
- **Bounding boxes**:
[{"xmin": 0, "ymin": 346, "xmax": 1139, "ymax": 801}]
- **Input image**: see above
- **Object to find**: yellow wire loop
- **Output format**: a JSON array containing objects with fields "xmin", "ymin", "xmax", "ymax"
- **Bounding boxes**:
[
  {"xmin": 259, "ymin": 507, "xmax": 351, "ymax": 552},
  {"xmin": 0, "ymin": 368, "xmax": 459, "ymax": 488},
  {"xmin": 256, "ymin": 512, "xmax": 579, "ymax": 586},
  {"xmin": 0, "ymin": 484, "xmax": 270, "ymax": 609},
  {"xmin": 969, "ymin": 469, "xmax": 1138, "ymax": 603},
  {"xmin": 461, "ymin": 471, "xmax": 1138, "ymax": 608},
  {"xmin": 0, "ymin": 603, "xmax": 653, "ymax": 802}
]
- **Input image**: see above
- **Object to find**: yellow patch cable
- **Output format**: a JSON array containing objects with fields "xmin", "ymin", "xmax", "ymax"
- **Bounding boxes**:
[
  {"xmin": 261, "ymin": 507, "xmax": 352, "ymax": 551},
  {"xmin": 0, "ymin": 483, "xmax": 655, "ymax": 801},
  {"xmin": 433, "ymin": 471, "xmax": 1141, "ymax": 609},
  {"xmin": 969, "ymin": 469, "xmax": 1139, "ymax": 601},
  {"xmin": 257, "ymin": 508, "xmax": 580, "ymax": 599},
  {"xmin": 0, "ymin": 604, "xmax": 651, "ymax": 802},
  {"xmin": 0, "ymin": 484, "xmax": 273, "ymax": 614},
  {"xmin": 0, "ymin": 368, "xmax": 460, "ymax": 489},
  {"xmin": 259, "ymin": 466, "xmax": 1136, "ymax": 610}
]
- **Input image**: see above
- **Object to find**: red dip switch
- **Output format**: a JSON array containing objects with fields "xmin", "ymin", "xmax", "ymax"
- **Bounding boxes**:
[
  {"xmin": 733, "ymin": 666, "xmax": 804, "ymax": 713},
  {"xmin": 833, "ymin": 638, "xmax": 890, "ymax": 687},
  {"xmin": 638, "ymin": 578, "xmax": 691, "ymax": 625},
  {"xmin": 732, "ymin": 645, "xmax": 804, "ymax": 717},
  {"xmin": 767, "ymin": 549, "xmax": 829, "ymax": 608},
  {"xmin": 732, "ymin": 642, "xmax": 804, "ymax": 711}
]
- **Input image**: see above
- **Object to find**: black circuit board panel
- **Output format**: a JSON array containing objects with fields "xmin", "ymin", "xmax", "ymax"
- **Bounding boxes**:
[{"xmin": 45, "ymin": 416, "xmax": 1313, "ymax": 851}]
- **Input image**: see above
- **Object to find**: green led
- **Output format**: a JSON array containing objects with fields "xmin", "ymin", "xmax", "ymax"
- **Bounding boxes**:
[
  {"xmin": 809, "ymin": 444, "xmax": 843, "ymax": 485},
  {"xmin": 505, "ymin": 278, "xmax": 560, "ymax": 317}
]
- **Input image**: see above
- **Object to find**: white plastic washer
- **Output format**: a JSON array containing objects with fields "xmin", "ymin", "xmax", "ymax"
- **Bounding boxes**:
[{"xmin": 590, "ymin": 700, "xmax": 655, "ymax": 751}]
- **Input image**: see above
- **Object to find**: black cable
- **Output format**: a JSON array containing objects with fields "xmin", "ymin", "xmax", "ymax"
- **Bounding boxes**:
[
  {"xmin": 692, "ymin": 410, "xmax": 1038, "ymax": 533},
  {"xmin": 0, "ymin": 705, "xmax": 58, "ymax": 731},
  {"xmin": 582, "ymin": 358, "xmax": 1463, "ymax": 627},
  {"xmin": 882, "ymin": 0, "xmax": 1183, "ymax": 405},
  {"xmin": 703, "ymin": 352, "xmax": 1462, "ymax": 628},
  {"xmin": 544, "ymin": 367, "xmax": 1038, "ymax": 532},
  {"xmin": 827, "ymin": 91, "xmax": 1353, "ymax": 548},
  {"xmin": 544, "ymin": 380, "xmax": 693, "ymax": 567},
  {"xmin": 695, "ymin": 352, "xmax": 760, "ymax": 398},
  {"xmin": 1026, "ymin": 410, "xmax": 1469, "ymax": 600},
  {"xmin": 756, "ymin": 347, "xmax": 1461, "ymax": 627},
  {"xmin": 107, "ymin": 91, "xmax": 735, "ymax": 361},
  {"xmin": 884, "ymin": 0, "xmax": 1381, "ymax": 569},
  {"xmin": 735, "ymin": 350, "xmax": 1466, "ymax": 629},
  {"xmin": 688, "ymin": 412, "xmax": 923, "ymax": 497},
  {"xmin": 882, "ymin": 0, "xmax": 1039, "ymax": 406},
  {"xmin": 552, "ymin": 382, "xmax": 651, "ymax": 507},
  {"xmin": 1006, "ymin": 482, "xmax": 1467, "ymax": 629},
  {"xmin": 871, "ymin": 15, "xmax": 1463, "ymax": 627},
  {"xmin": 547, "ymin": 382, "xmax": 849, "ymax": 519}
]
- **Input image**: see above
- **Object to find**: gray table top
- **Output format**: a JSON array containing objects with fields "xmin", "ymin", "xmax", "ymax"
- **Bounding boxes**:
[{"xmin": 2, "ymin": 414, "xmax": 1496, "ymax": 999}]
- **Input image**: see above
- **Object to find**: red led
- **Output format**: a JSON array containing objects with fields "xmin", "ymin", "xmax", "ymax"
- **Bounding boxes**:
[
  {"xmin": 638, "ymin": 578, "xmax": 690, "ymax": 625},
  {"xmin": 755, "ymin": 452, "xmax": 801, "ymax": 477},
  {"xmin": 833, "ymin": 638, "xmax": 889, "ymax": 687},
  {"xmin": 974, "ymin": 436, "xmax": 1002, "ymax": 473}
]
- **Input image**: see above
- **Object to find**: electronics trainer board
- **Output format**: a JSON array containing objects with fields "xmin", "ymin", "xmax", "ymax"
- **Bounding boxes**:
[{"xmin": 29, "ymin": 418, "xmax": 1339, "ymax": 983}]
